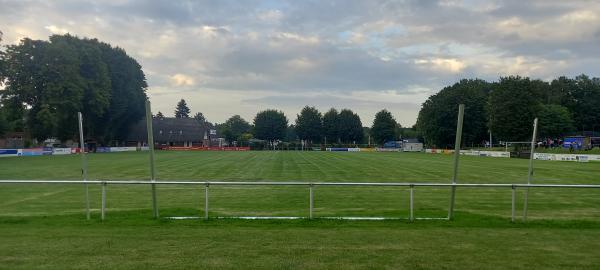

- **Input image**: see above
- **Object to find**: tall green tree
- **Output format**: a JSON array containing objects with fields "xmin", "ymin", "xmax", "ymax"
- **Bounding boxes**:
[
  {"xmin": 155, "ymin": 111, "xmax": 164, "ymax": 118},
  {"xmin": 416, "ymin": 79, "xmax": 490, "ymax": 147},
  {"xmin": 0, "ymin": 110, "xmax": 8, "ymax": 136},
  {"xmin": 537, "ymin": 104, "xmax": 575, "ymax": 138},
  {"xmin": 371, "ymin": 109, "xmax": 398, "ymax": 145},
  {"xmin": 0, "ymin": 34, "xmax": 147, "ymax": 142},
  {"xmin": 174, "ymin": 99, "xmax": 190, "ymax": 118},
  {"xmin": 221, "ymin": 115, "xmax": 251, "ymax": 143},
  {"xmin": 338, "ymin": 109, "xmax": 363, "ymax": 144},
  {"xmin": 488, "ymin": 76, "xmax": 546, "ymax": 142},
  {"xmin": 295, "ymin": 106, "xmax": 322, "ymax": 143},
  {"xmin": 253, "ymin": 109, "xmax": 288, "ymax": 141},
  {"xmin": 322, "ymin": 108, "xmax": 339, "ymax": 144},
  {"xmin": 193, "ymin": 112, "xmax": 206, "ymax": 124},
  {"xmin": 564, "ymin": 75, "xmax": 600, "ymax": 132}
]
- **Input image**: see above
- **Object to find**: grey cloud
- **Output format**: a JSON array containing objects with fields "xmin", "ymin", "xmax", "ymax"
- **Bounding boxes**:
[{"xmin": 1, "ymin": 0, "xmax": 600, "ymax": 125}]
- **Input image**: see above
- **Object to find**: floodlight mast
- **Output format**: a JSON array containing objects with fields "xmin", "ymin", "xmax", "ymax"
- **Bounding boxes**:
[
  {"xmin": 448, "ymin": 104, "xmax": 464, "ymax": 220},
  {"xmin": 78, "ymin": 112, "xmax": 90, "ymax": 220},
  {"xmin": 145, "ymin": 100, "xmax": 159, "ymax": 218},
  {"xmin": 523, "ymin": 118, "xmax": 538, "ymax": 220}
]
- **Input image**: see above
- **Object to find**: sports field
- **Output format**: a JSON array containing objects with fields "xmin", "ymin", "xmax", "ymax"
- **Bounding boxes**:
[{"xmin": 1, "ymin": 151, "xmax": 600, "ymax": 269}]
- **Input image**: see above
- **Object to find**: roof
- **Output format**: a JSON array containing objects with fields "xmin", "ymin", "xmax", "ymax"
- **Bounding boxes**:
[{"xmin": 127, "ymin": 117, "xmax": 215, "ymax": 142}]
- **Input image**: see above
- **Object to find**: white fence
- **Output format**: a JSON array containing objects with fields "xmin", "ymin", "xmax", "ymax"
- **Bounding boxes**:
[{"xmin": 1, "ymin": 180, "xmax": 599, "ymax": 222}]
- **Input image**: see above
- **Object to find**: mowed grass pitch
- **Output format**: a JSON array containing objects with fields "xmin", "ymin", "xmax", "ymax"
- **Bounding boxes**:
[{"xmin": 1, "ymin": 151, "xmax": 600, "ymax": 269}]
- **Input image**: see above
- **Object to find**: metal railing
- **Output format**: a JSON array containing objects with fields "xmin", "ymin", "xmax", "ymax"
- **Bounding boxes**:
[{"xmin": 1, "ymin": 180, "xmax": 599, "ymax": 222}]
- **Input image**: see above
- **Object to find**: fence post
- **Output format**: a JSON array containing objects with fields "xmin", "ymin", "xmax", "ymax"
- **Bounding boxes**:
[
  {"xmin": 101, "ymin": 182, "xmax": 107, "ymax": 221},
  {"xmin": 409, "ymin": 185, "xmax": 414, "ymax": 222},
  {"xmin": 511, "ymin": 185, "xmax": 516, "ymax": 223},
  {"xmin": 145, "ymin": 100, "xmax": 159, "ymax": 219},
  {"xmin": 204, "ymin": 183, "xmax": 209, "ymax": 220},
  {"xmin": 78, "ymin": 112, "xmax": 90, "ymax": 220},
  {"xmin": 309, "ymin": 184, "xmax": 314, "ymax": 219},
  {"xmin": 448, "ymin": 104, "xmax": 465, "ymax": 220},
  {"xmin": 523, "ymin": 118, "xmax": 538, "ymax": 221}
]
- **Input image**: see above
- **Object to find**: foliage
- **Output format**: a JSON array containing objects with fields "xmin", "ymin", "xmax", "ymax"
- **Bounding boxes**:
[
  {"xmin": 549, "ymin": 75, "xmax": 600, "ymax": 132},
  {"xmin": 253, "ymin": 109, "xmax": 288, "ymax": 141},
  {"xmin": 322, "ymin": 108, "xmax": 339, "ymax": 144},
  {"xmin": 0, "ymin": 34, "xmax": 147, "ymax": 142},
  {"xmin": 0, "ymin": 110, "xmax": 7, "ymax": 136},
  {"xmin": 488, "ymin": 76, "xmax": 545, "ymax": 142},
  {"xmin": 371, "ymin": 109, "xmax": 398, "ymax": 145},
  {"xmin": 155, "ymin": 111, "xmax": 164, "ymax": 118},
  {"xmin": 416, "ymin": 79, "xmax": 490, "ymax": 147},
  {"xmin": 221, "ymin": 115, "xmax": 251, "ymax": 143},
  {"xmin": 338, "ymin": 109, "xmax": 363, "ymax": 144},
  {"xmin": 174, "ymin": 99, "xmax": 190, "ymax": 118},
  {"xmin": 537, "ymin": 104, "xmax": 575, "ymax": 138},
  {"xmin": 294, "ymin": 106, "xmax": 322, "ymax": 143}
]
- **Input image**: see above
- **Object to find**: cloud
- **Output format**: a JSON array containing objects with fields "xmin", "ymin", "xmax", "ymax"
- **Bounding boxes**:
[
  {"xmin": 1, "ymin": 0, "xmax": 600, "ymax": 126},
  {"xmin": 44, "ymin": 25, "xmax": 69, "ymax": 35},
  {"xmin": 170, "ymin": 74, "xmax": 196, "ymax": 87}
]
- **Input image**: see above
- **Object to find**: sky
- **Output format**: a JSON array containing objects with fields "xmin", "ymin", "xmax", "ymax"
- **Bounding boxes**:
[{"xmin": 1, "ymin": 0, "xmax": 600, "ymax": 127}]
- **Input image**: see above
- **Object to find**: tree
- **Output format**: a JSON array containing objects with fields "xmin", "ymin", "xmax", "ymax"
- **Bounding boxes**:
[
  {"xmin": 295, "ymin": 106, "xmax": 322, "ymax": 144},
  {"xmin": 488, "ymin": 76, "xmax": 545, "ymax": 142},
  {"xmin": 155, "ymin": 111, "xmax": 164, "ymax": 118},
  {"xmin": 416, "ymin": 79, "xmax": 490, "ymax": 147},
  {"xmin": 0, "ymin": 34, "xmax": 147, "ymax": 142},
  {"xmin": 174, "ymin": 99, "xmax": 190, "ymax": 118},
  {"xmin": 194, "ymin": 112, "xmax": 206, "ymax": 124},
  {"xmin": 221, "ymin": 115, "xmax": 251, "ymax": 143},
  {"xmin": 371, "ymin": 109, "xmax": 398, "ymax": 145},
  {"xmin": 253, "ymin": 109, "xmax": 288, "ymax": 141},
  {"xmin": 338, "ymin": 109, "xmax": 363, "ymax": 144},
  {"xmin": 537, "ymin": 104, "xmax": 575, "ymax": 138},
  {"xmin": 322, "ymin": 108, "xmax": 339, "ymax": 144},
  {"xmin": 0, "ymin": 111, "xmax": 8, "ymax": 137}
]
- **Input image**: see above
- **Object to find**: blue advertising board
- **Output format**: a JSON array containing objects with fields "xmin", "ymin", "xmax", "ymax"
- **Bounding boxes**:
[{"xmin": 563, "ymin": 137, "xmax": 584, "ymax": 150}]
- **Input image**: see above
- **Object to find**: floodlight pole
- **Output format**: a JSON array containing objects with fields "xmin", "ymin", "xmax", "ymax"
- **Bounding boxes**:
[
  {"xmin": 523, "ymin": 118, "xmax": 538, "ymax": 221},
  {"xmin": 146, "ymin": 100, "xmax": 159, "ymax": 219},
  {"xmin": 448, "ymin": 104, "xmax": 464, "ymax": 220},
  {"xmin": 78, "ymin": 112, "xmax": 90, "ymax": 220}
]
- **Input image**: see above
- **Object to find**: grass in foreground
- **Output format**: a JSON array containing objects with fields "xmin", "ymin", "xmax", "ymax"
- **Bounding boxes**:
[
  {"xmin": 1, "ymin": 212, "xmax": 600, "ymax": 270},
  {"xmin": 1, "ymin": 151, "xmax": 600, "ymax": 269}
]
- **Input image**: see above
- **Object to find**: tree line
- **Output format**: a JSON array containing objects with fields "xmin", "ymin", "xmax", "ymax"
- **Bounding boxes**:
[
  {"xmin": 164, "ymin": 98, "xmax": 410, "ymax": 146},
  {"xmin": 0, "ymin": 34, "xmax": 148, "ymax": 143},
  {"xmin": 416, "ymin": 75, "xmax": 600, "ymax": 148}
]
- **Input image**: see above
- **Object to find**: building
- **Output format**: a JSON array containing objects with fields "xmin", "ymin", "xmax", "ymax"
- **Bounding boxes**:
[{"xmin": 127, "ymin": 117, "xmax": 218, "ymax": 148}]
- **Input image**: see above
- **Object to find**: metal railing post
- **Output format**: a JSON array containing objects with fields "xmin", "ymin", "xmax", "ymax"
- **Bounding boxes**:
[
  {"xmin": 204, "ymin": 183, "xmax": 209, "ymax": 220},
  {"xmin": 511, "ymin": 185, "xmax": 516, "ymax": 223},
  {"xmin": 523, "ymin": 118, "xmax": 538, "ymax": 221},
  {"xmin": 409, "ymin": 185, "xmax": 414, "ymax": 222},
  {"xmin": 101, "ymin": 182, "xmax": 107, "ymax": 221},
  {"xmin": 309, "ymin": 184, "xmax": 314, "ymax": 219},
  {"xmin": 448, "ymin": 104, "xmax": 465, "ymax": 220}
]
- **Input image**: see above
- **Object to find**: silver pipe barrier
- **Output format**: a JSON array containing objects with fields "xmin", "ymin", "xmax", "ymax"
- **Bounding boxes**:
[
  {"xmin": 2, "ymin": 180, "xmax": 600, "ymax": 188},
  {"xmin": 2, "ymin": 180, "xmax": 599, "ymax": 221}
]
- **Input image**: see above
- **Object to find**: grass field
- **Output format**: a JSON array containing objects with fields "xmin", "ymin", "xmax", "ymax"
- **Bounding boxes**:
[{"xmin": 1, "ymin": 151, "xmax": 600, "ymax": 269}]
